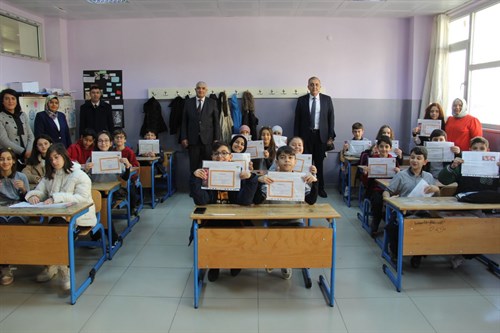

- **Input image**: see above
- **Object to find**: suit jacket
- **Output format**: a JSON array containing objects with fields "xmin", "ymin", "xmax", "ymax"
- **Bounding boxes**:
[
  {"xmin": 180, "ymin": 97, "xmax": 221, "ymax": 145},
  {"xmin": 34, "ymin": 111, "xmax": 72, "ymax": 147},
  {"xmin": 293, "ymin": 93, "xmax": 335, "ymax": 143},
  {"xmin": 79, "ymin": 100, "xmax": 114, "ymax": 136}
]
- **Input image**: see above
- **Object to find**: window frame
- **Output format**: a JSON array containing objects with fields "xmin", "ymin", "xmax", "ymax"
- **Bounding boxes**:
[
  {"xmin": 448, "ymin": 2, "xmax": 500, "ymax": 129},
  {"xmin": 0, "ymin": 10, "xmax": 43, "ymax": 60}
]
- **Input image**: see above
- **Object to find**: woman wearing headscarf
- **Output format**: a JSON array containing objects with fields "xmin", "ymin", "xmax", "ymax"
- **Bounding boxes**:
[
  {"xmin": 445, "ymin": 97, "xmax": 483, "ymax": 152},
  {"xmin": 0, "ymin": 88, "xmax": 35, "ymax": 165},
  {"xmin": 34, "ymin": 95, "xmax": 72, "ymax": 148}
]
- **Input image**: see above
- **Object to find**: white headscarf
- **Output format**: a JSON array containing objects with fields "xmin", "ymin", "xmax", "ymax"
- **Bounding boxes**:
[{"xmin": 452, "ymin": 97, "xmax": 468, "ymax": 118}]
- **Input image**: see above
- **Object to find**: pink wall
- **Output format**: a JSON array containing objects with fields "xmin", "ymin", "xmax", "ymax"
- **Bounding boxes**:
[{"xmin": 66, "ymin": 17, "xmax": 424, "ymax": 100}]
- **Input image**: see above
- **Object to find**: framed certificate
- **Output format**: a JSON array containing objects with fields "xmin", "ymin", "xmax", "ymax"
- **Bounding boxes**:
[
  {"xmin": 202, "ymin": 161, "xmax": 242, "ymax": 191},
  {"xmin": 417, "ymin": 119, "xmax": 442, "ymax": 137},
  {"xmin": 293, "ymin": 154, "xmax": 312, "ymax": 173},
  {"xmin": 247, "ymin": 140, "xmax": 264, "ymax": 159},
  {"xmin": 92, "ymin": 151, "xmax": 122, "ymax": 174},
  {"xmin": 368, "ymin": 157, "xmax": 396, "ymax": 178},
  {"xmin": 266, "ymin": 172, "xmax": 305, "ymax": 201}
]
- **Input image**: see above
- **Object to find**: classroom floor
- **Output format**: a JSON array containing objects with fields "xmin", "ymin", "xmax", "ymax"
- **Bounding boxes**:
[{"xmin": 0, "ymin": 188, "xmax": 499, "ymax": 333}]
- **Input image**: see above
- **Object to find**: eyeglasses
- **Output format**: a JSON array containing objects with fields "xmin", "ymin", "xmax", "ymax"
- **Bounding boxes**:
[
  {"xmin": 212, "ymin": 151, "xmax": 230, "ymax": 157},
  {"xmin": 98, "ymin": 139, "xmax": 110, "ymax": 143}
]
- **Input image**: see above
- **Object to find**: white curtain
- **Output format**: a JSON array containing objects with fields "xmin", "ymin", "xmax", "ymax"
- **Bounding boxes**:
[{"xmin": 419, "ymin": 14, "xmax": 449, "ymax": 118}]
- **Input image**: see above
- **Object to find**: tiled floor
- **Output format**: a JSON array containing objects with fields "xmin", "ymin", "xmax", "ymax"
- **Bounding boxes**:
[{"xmin": 0, "ymin": 188, "xmax": 499, "ymax": 333}]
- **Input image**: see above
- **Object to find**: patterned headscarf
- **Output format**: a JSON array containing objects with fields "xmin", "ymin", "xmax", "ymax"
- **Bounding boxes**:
[{"xmin": 45, "ymin": 95, "xmax": 59, "ymax": 120}]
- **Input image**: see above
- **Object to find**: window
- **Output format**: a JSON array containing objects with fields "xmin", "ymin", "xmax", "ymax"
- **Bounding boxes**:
[
  {"xmin": 0, "ymin": 12, "xmax": 42, "ymax": 59},
  {"xmin": 447, "ymin": 2, "xmax": 500, "ymax": 127}
]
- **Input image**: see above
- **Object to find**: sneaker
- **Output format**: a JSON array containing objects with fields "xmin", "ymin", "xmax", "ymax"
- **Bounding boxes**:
[
  {"xmin": 207, "ymin": 269, "xmax": 220, "ymax": 282},
  {"xmin": 281, "ymin": 268, "xmax": 292, "ymax": 280},
  {"xmin": 451, "ymin": 255, "xmax": 465, "ymax": 269},
  {"xmin": 0, "ymin": 266, "xmax": 14, "ymax": 286},
  {"xmin": 36, "ymin": 265, "xmax": 58, "ymax": 282},
  {"xmin": 344, "ymin": 186, "xmax": 350, "ymax": 197},
  {"xmin": 58, "ymin": 266, "xmax": 70, "ymax": 291},
  {"xmin": 265, "ymin": 268, "xmax": 274, "ymax": 274},
  {"xmin": 230, "ymin": 269, "xmax": 241, "ymax": 277}
]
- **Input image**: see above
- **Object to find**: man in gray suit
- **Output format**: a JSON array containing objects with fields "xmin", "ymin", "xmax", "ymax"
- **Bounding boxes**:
[
  {"xmin": 294, "ymin": 76, "xmax": 335, "ymax": 198},
  {"xmin": 181, "ymin": 81, "xmax": 221, "ymax": 172}
]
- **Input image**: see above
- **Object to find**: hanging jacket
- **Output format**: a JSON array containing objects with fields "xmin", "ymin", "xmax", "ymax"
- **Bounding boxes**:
[
  {"xmin": 218, "ymin": 92, "xmax": 233, "ymax": 143},
  {"xmin": 229, "ymin": 94, "xmax": 241, "ymax": 134},
  {"xmin": 168, "ymin": 96, "xmax": 185, "ymax": 136},
  {"xmin": 140, "ymin": 97, "xmax": 168, "ymax": 136},
  {"xmin": 241, "ymin": 91, "xmax": 258, "ymax": 139}
]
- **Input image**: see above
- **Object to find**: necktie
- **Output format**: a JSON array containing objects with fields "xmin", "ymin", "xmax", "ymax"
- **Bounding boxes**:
[
  {"xmin": 310, "ymin": 97, "xmax": 316, "ymax": 129},
  {"xmin": 94, "ymin": 104, "xmax": 98, "ymax": 109},
  {"xmin": 197, "ymin": 99, "xmax": 202, "ymax": 113}
]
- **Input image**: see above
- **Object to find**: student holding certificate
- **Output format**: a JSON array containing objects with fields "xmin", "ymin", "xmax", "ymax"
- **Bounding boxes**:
[
  {"xmin": 86, "ymin": 131, "xmax": 133, "ymax": 243},
  {"xmin": 359, "ymin": 136, "xmax": 400, "ymax": 237},
  {"xmin": 190, "ymin": 142, "xmax": 258, "ymax": 282},
  {"xmin": 137, "ymin": 128, "xmax": 166, "ymax": 175},
  {"xmin": 252, "ymin": 126, "xmax": 276, "ymax": 171},
  {"xmin": 25, "ymin": 143, "xmax": 96, "ymax": 291},
  {"xmin": 412, "ymin": 103, "xmax": 445, "ymax": 145},
  {"xmin": 438, "ymin": 136, "xmax": 500, "ymax": 269},
  {"xmin": 423, "ymin": 129, "xmax": 461, "ymax": 178},
  {"xmin": 254, "ymin": 146, "xmax": 318, "ymax": 280}
]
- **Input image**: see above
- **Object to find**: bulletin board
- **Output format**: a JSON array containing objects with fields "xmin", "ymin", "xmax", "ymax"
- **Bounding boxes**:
[{"xmin": 83, "ymin": 70, "xmax": 124, "ymax": 128}]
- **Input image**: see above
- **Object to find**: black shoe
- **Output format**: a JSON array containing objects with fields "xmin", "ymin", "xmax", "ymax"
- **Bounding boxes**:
[
  {"xmin": 207, "ymin": 269, "xmax": 220, "ymax": 282},
  {"xmin": 230, "ymin": 269, "xmax": 241, "ymax": 277},
  {"xmin": 318, "ymin": 189, "xmax": 328, "ymax": 198}
]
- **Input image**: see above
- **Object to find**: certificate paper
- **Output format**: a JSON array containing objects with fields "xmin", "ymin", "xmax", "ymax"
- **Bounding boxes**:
[
  {"xmin": 293, "ymin": 154, "xmax": 312, "ymax": 173},
  {"xmin": 92, "ymin": 151, "xmax": 121, "ymax": 174},
  {"xmin": 247, "ymin": 140, "xmax": 265, "ymax": 159},
  {"xmin": 273, "ymin": 135, "xmax": 288, "ymax": 148},
  {"xmin": 424, "ymin": 141, "xmax": 455, "ymax": 162},
  {"xmin": 202, "ymin": 161, "xmax": 241, "ymax": 191},
  {"xmin": 408, "ymin": 179, "xmax": 433, "ymax": 198},
  {"xmin": 368, "ymin": 157, "xmax": 396, "ymax": 178},
  {"xmin": 417, "ymin": 119, "xmax": 442, "ymax": 137},
  {"xmin": 138, "ymin": 139, "xmax": 160, "ymax": 155},
  {"xmin": 461, "ymin": 151, "xmax": 500, "ymax": 178},
  {"xmin": 347, "ymin": 140, "xmax": 372, "ymax": 157},
  {"xmin": 390, "ymin": 140, "xmax": 399, "ymax": 155},
  {"xmin": 266, "ymin": 171, "xmax": 305, "ymax": 201},
  {"xmin": 231, "ymin": 153, "xmax": 251, "ymax": 172}
]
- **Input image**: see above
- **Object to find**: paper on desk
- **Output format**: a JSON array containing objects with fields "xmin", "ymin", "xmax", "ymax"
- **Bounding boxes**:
[
  {"xmin": 407, "ymin": 179, "xmax": 433, "ymax": 198},
  {"xmin": 9, "ymin": 202, "xmax": 77, "ymax": 208}
]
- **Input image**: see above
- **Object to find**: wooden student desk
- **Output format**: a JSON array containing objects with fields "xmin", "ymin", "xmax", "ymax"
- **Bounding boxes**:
[
  {"xmin": 0, "ymin": 203, "xmax": 107, "ymax": 304},
  {"xmin": 92, "ymin": 181, "xmax": 122, "ymax": 258},
  {"xmin": 190, "ymin": 203, "xmax": 341, "ymax": 308},
  {"xmin": 382, "ymin": 196, "xmax": 500, "ymax": 292}
]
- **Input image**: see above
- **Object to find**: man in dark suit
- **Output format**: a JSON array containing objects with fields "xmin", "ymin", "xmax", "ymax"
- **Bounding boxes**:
[
  {"xmin": 294, "ymin": 76, "xmax": 335, "ymax": 198},
  {"xmin": 180, "ymin": 81, "xmax": 221, "ymax": 172},
  {"xmin": 79, "ymin": 85, "xmax": 114, "ymax": 137}
]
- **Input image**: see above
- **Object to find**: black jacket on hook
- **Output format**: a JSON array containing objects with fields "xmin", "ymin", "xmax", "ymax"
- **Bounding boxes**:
[
  {"xmin": 141, "ymin": 97, "xmax": 168, "ymax": 136},
  {"xmin": 168, "ymin": 96, "xmax": 185, "ymax": 136}
]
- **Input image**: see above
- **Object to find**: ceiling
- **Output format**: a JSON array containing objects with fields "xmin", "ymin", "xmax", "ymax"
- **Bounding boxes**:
[{"xmin": 2, "ymin": 0, "xmax": 473, "ymax": 20}]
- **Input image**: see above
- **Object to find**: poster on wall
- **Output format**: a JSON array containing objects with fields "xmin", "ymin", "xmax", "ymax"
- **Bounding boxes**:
[{"xmin": 83, "ymin": 70, "xmax": 124, "ymax": 128}]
